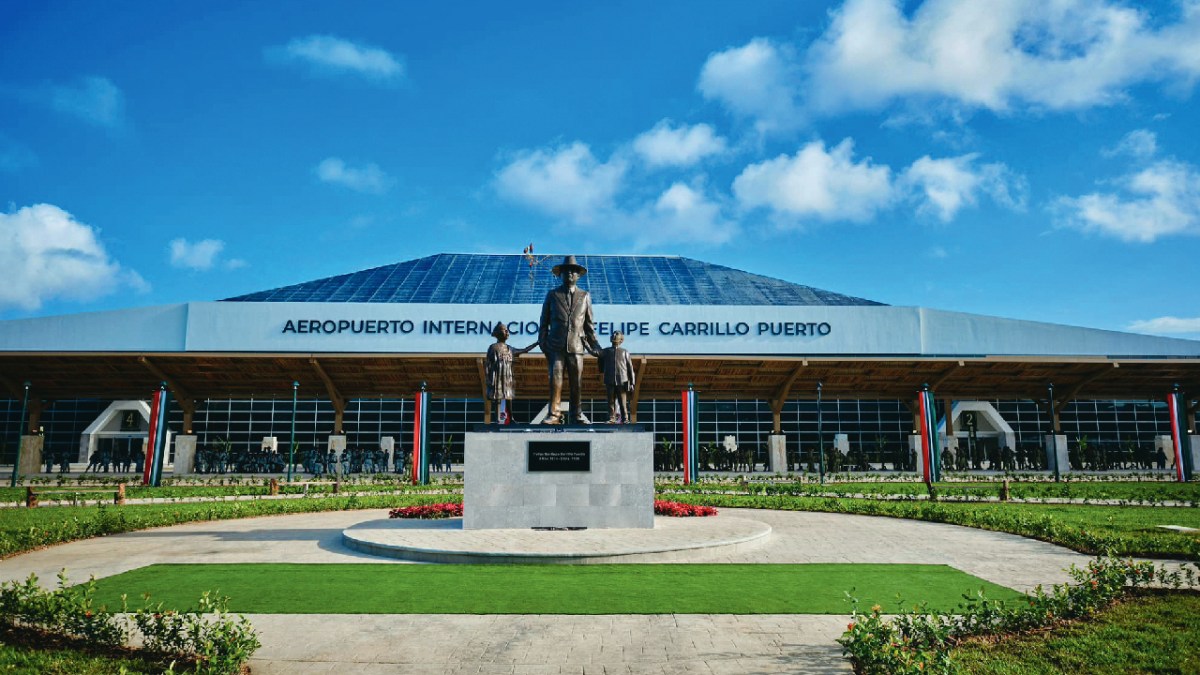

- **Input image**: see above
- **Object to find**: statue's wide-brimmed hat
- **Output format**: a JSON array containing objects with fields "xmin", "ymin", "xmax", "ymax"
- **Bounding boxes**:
[{"xmin": 551, "ymin": 255, "xmax": 587, "ymax": 277}]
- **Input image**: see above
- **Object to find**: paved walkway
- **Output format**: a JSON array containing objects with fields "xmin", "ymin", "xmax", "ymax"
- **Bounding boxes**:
[{"xmin": 0, "ymin": 508, "xmax": 1096, "ymax": 673}]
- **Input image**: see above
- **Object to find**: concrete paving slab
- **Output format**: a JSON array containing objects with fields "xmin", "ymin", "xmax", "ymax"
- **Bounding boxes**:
[
  {"xmin": 0, "ymin": 506, "xmax": 1122, "ymax": 673},
  {"xmin": 342, "ymin": 515, "xmax": 772, "ymax": 563}
]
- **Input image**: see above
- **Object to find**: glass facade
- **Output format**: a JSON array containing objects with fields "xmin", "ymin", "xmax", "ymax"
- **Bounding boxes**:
[{"xmin": 0, "ymin": 395, "xmax": 1187, "ymax": 473}]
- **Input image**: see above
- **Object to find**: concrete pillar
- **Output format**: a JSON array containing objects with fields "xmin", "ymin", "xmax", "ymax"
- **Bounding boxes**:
[
  {"xmin": 1190, "ymin": 435, "xmax": 1199, "ymax": 476},
  {"xmin": 1044, "ymin": 434, "xmax": 1070, "ymax": 474},
  {"xmin": 173, "ymin": 435, "xmax": 197, "ymax": 474},
  {"xmin": 381, "ymin": 436, "xmax": 396, "ymax": 471},
  {"xmin": 833, "ymin": 433, "xmax": 849, "ymax": 456},
  {"xmin": 328, "ymin": 435, "xmax": 347, "ymax": 475},
  {"xmin": 1154, "ymin": 435, "xmax": 1176, "ymax": 469},
  {"xmin": 909, "ymin": 435, "xmax": 924, "ymax": 476},
  {"xmin": 18, "ymin": 436, "xmax": 43, "ymax": 476},
  {"xmin": 767, "ymin": 434, "xmax": 787, "ymax": 474},
  {"xmin": 943, "ymin": 435, "xmax": 959, "ymax": 469}
]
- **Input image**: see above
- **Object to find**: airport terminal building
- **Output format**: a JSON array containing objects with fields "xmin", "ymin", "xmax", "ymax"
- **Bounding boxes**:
[{"xmin": 1, "ymin": 253, "xmax": 1198, "ymax": 474}]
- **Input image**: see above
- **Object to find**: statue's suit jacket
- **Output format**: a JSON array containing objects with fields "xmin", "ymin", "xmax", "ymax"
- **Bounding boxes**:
[
  {"xmin": 539, "ymin": 286, "xmax": 599, "ymax": 355},
  {"xmin": 599, "ymin": 346, "xmax": 635, "ymax": 388}
]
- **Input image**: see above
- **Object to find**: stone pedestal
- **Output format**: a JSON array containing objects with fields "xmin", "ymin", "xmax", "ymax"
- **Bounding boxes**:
[
  {"xmin": 18, "ymin": 436, "xmax": 43, "ymax": 476},
  {"xmin": 464, "ymin": 426, "xmax": 653, "ymax": 529},
  {"xmin": 173, "ymin": 435, "xmax": 197, "ymax": 474},
  {"xmin": 380, "ymin": 436, "xmax": 395, "ymax": 472},
  {"xmin": 328, "ymin": 435, "xmax": 347, "ymax": 475},
  {"xmin": 767, "ymin": 434, "xmax": 787, "ymax": 474},
  {"xmin": 1045, "ymin": 434, "xmax": 1070, "ymax": 474}
]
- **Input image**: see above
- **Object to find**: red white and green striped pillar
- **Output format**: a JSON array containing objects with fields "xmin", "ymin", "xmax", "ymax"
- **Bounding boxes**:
[
  {"xmin": 682, "ymin": 384, "xmax": 698, "ymax": 485},
  {"xmin": 143, "ymin": 382, "xmax": 170, "ymax": 487},
  {"xmin": 917, "ymin": 384, "xmax": 941, "ymax": 484},
  {"xmin": 1167, "ymin": 384, "xmax": 1193, "ymax": 482},
  {"xmin": 411, "ymin": 382, "xmax": 430, "ymax": 485}
]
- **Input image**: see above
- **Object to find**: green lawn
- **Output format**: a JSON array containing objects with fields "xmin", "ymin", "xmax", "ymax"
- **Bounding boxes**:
[
  {"xmin": 953, "ymin": 590, "xmax": 1200, "ymax": 674},
  {"xmin": 88, "ymin": 563, "xmax": 1021, "ymax": 615},
  {"xmin": 0, "ymin": 494, "xmax": 452, "ymax": 558},
  {"xmin": 670, "ymin": 493, "xmax": 1200, "ymax": 560}
]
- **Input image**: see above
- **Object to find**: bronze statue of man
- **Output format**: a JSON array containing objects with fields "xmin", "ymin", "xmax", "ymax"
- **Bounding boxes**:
[{"xmin": 539, "ymin": 255, "xmax": 601, "ymax": 424}]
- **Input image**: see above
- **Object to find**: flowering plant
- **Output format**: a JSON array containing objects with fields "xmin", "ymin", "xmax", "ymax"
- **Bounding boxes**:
[
  {"xmin": 389, "ymin": 502, "xmax": 463, "ymax": 519},
  {"xmin": 653, "ymin": 500, "xmax": 717, "ymax": 517}
]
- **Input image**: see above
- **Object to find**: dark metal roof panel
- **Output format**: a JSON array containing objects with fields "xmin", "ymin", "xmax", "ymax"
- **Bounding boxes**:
[{"xmin": 223, "ymin": 254, "xmax": 885, "ymax": 306}]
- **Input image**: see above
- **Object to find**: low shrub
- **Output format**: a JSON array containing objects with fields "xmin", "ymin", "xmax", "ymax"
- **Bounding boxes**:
[
  {"xmin": 654, "ymin": 500, "xmax": 717, "ymax": 517},
  {"xmin": 0, "ymin": 571, "xmax": 259, "ymax": 675},
  {"xmin": 132, "ymin": 591, "xmax": 260, "ymax": 675},
  {"xmin": 388, "ymin": 502, "xmax": 463, "ymax": 519},
  {"xmin": 837, "ymin": 556, "xmax": 1200, "ymax": 674},
  {"xmin": 0, "ymin": 570, "xmax": 125, "ymax": 648}
]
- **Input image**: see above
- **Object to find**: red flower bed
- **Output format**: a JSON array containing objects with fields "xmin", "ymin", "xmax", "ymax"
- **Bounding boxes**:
[
  {"xmin": 654, "ymin": 500, "xmax": 717, "ymax": 517},
  {"xmin": 389, "ymin": 502, "xmax": 463, "ymax": 519}
]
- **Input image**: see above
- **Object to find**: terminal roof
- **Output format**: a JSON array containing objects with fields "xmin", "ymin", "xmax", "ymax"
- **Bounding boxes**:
[{"xmin": 223, "ymin": 254, "xmax": 885, "ymax": 306}]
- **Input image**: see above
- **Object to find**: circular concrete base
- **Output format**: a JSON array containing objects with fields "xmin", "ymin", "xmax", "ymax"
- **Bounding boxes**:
[{"xmin": 342, "ymin": 515, "xmax": 772, "ymax": 563}]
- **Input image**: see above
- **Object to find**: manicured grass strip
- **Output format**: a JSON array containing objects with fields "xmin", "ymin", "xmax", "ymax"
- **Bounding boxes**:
[
  {"xmin": 0, "ymin": 495, "xmax": 455, "ymax": 558},
  {"xmin": 671, "ymin": 480, "xmax": 1200, "ymax": 504},
  {"xmin": 669, "ymin": 493, "xmax": 1200, "ymax": 560},
  {"xmin": 952, "ymin": 590, "xmax": 1200, "ymax": 674},
  {"xmin": 88, "ymin": 563, "xmax": 1021, "ymax": 615}
]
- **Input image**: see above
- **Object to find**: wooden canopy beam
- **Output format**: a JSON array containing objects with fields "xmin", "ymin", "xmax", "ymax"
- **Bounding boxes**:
[
  {"xmin": 630, "ymin": 357, "xmax": 648, "ymax": 423},
  {"xmin": 476, "ymin": 357, "xmax": 492, "ymax": 424},
  {"xmin": 138, "ymin": 356, "xmax": 196, "ymax": 429},
  {"xmin": 309, "ymin": 358, "xmax": 346, "ymax": 433},
  {"xmin": 769, "ymin": 362, "xmax": 807, "ymax": 433},
  {"xmin": 928, "ymin": 362, "xmax": 961, "ymax": 391},
  {"xmin": 27, "ymin": 398, "xmax": 43, "ymax": 434},
  {"xmin": 0, "ymin": 373, "xmax": 21, "ymax": 400},
  {"xmin": 1063, "ymin": 363, "xmax": 1119, "ymax": 401}
]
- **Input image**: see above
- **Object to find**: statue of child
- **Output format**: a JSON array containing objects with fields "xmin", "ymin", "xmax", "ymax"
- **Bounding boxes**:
[
  {"xmin": 598, "ymin": 331, "xmax": 636, "ymax": 424},
  {"xmin": 486, "ymin": 321, "xmax": 536, "ymax": 424}
]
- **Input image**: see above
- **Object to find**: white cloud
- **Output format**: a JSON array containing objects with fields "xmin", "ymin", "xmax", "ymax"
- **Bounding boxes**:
[
  {"xmin": 698, "ymin": 38, "xmax": 802, "ymax": 133},
  {"xmin": 634, "ymin": 182, "xmax": 735, "ymax": 247},
  {"xmin": 1103, "ymin": 129, "xmax": 1158, "ymax": 159},
  {"xmin": 724, "ymin": 0, "xmax": 1200, "ymax": 119},
  {"xmin": 494, "ymin": 142, "xmax": 626, "ymax": 223},
  {"xmin": 901, "ymin": 153, "xmax": 1026, "ymax": 221},
  {"xmin": 48, "ymin": 77, "xmax": 124, "ymax": 127},
  {"xmin": 168, "ymin": 238, "xmax": 225, "ymax": 271},
  {"xmin": 732, "ymin": 138, "xmax": 894, "ymax": 223},
  {"xmin": 315, "ymin": 157, "xmax": 393, "ymax": 194},
  {"xmin": 272, "ymin": 35, "xmax": 404, "ymax": 81},
  {"xmin": 0, "ymin": 204, "xmax": 144, "ymax": 311},
  {"xmin": 632, "ymin": 120, "xmax": 727, "ymax": 168},
  {"xmin": 1127, "ymin": 316, "xmax": 1200, "ymax": 336},
  {"xmin": 1057, "ymin": 159, "xmax": 1200, "ymax": 242}
]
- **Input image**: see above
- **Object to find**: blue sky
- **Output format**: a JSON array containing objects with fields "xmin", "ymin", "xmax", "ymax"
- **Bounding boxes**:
[{"xmin": 2, "ymin": 0, "xmax": 1199, "ymax": 338}]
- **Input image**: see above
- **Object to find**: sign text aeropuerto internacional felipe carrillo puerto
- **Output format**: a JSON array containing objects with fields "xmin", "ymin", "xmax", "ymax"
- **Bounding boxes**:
[{"xmin": 279, "ymin": 318, "xmax": 834, "ymax": 338}]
